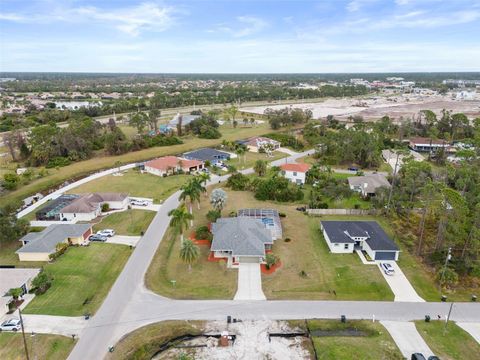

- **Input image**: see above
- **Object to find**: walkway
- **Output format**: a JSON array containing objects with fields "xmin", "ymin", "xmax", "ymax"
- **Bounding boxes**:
[
  {"xmin": 381, "ymin": 321, "xmax": 434, "ymax": 359},
  {"xmin": 277, "ymin": 147, "xmax": 298, "ymax": 156},
  {"xmin": 457, "ymin": 322, "xmax": 480, "ymax": 344},
  {"xmin": 377, "ymin": 261, "xmax": 425, "ymax": 302},
  {"xmin": 106, "ymin": 235, "xmax": 141, "ymax": 247},
  {"xmin": 234, "ymin": 263, "xmax": 266, "ymax": 301}
]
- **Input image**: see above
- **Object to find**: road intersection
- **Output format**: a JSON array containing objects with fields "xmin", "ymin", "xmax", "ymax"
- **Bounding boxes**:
[{"xmin": 14, "ymin": 148, "xmax": 477, "ymax": 359}]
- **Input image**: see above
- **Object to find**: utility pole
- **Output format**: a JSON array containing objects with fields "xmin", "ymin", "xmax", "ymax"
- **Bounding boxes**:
[
  {"xmin": 439, "ymin": 247, "xmax": 452, "ymax": 289},
  {"xmin": 18, "ymin": 308, "xmax": 30, "ymax": 360},
  {"xmin": 444, "ymin": 302, "xmax": 454, "ymax": 335}
]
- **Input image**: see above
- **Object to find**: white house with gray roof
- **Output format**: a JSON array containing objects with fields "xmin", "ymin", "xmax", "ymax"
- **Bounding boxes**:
[
  {"xmin": 348, "ymin": 173, "xmax": 391, "ymax": 198},
  {"xmin": 210, "ymin": 217, "xmax": 273, "ymax": 267},
  {"xmin": 320, "ymin": 221, "xmax": 400, "ymax": 261},
  {"xmin": 16, "ymin": 224, "xmax": 92, "ymax": 261}
]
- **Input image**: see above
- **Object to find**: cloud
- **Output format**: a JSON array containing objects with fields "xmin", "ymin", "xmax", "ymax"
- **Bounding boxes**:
[
  {"xmin": 212, "ymin": 16, "xmax": 268, "ymax": 38},
  {"xmin": 346, "ymin": 0, "xmax": 379, "ymax": 12},
  {"xmin": 0, "ymin": 2, "xmax": 177, "ymax": 36}
]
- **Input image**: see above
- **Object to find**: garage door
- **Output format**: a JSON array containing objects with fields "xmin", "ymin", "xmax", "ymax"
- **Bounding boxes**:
[
  {"xmin": 238, "ymin": 256, "xmax": 260, "ymax": 263},
  {"xmin": 375, "ymin": 251, "xmax": 396, "ymax": 260}
]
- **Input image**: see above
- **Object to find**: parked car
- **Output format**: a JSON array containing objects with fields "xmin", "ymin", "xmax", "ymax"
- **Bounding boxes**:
[
  {"xmin": 381, "ymin": 262, "xmax": 395, "ymax": 276},
  {"xmin": 89, "ymin": 234, "xmax": 108, "ymax": 242},
  {"xmin": 96, "ymin": 229, "xmax": 115, "ymax": 237},
  {"xmin": 348, "ymin": 167, "xmax": 359, "ymax": 172},
  {"xmin": 130, "ymin": 199, "xmax": 149, "ymax": 206},
  {"xmin": 428, "ymin": 356, "xmax": 440, "ymax": 360},
  {"xmin": 0, "ymin": 318, "xmax": 21, "ymax": 332},
  {"xmin": 411, "ymin": 354, "xmax": 426, "ymax": 360}
]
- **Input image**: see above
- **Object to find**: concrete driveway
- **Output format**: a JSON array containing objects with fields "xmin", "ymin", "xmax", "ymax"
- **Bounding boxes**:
[
  {"xmin": 277, "ymin": 147, "xmax": 298, "ymax": 156},
  {"xmin": 377, "ymin": 261, "xmax": 425, "ymax": 302},
  {"xmin": 20, "ymin": 314, "xmax": 88, "ymax": 337},
  {"xmin": 131, "ymin": 204, "xmax": 161, "ymax": 212},
  {"xmin": 106, "ymin": 235, "xmax": 141, "ymax": 247},
  {"xmin": 382, "ymin": 321, "xmax": 434, "ymax": 359},
  {"xmin": 457, "ymin": 322, "xmax": 480, "ymax": 344},
  {"xmin": 234, "ymin": 263, "xmax": 266, "ymax": 301}
]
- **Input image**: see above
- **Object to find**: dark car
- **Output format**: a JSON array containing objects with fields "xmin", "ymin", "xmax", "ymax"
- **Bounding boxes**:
[
  {"xmin": 411, "ymin": 354, "xmax": 426, "ymax": 360},
  {"xmin": 348, "ymin": 167, "xmax": 359, "ymax": 172},
  {"xmin": 428, "ymin": 357, "xmax": 440, "ymax": 360},
  {"xmin": 89, "ymin": 234, "xmax": 107, "ymax": 242}
]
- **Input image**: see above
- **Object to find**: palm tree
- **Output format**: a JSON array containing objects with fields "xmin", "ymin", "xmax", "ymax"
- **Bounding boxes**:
[
  {"xmin": 179, "ymin": 239, "xmax": 199, "ymax": 271},
  {"xmin": 179, "ymin": 180, "xmax": 200, "ymax": 224},
  {"xmin": 210, "ymin": 188, "xmax": 227, "ymax": 213},
  {"xmin": 168, "ymin": 204, "xmax": 193, "ymax": 244}
]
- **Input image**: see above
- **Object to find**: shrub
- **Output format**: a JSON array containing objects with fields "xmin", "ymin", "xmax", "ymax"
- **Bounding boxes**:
[
  {"xmin": 229, "ymin": 211, "xmax": 237, "ymax": 217},
  {"xmin": 255, "ymin": 176, "xmax": 304, "ymax": 202},
  {"xmin": 354, "ymin": 204, "xmax": 361, "ymax": 209},
  {"xmin": 206, "ymin": 210, "xmax": 221, "ymax": 223},
  {"xmin": 101, "ymin": 203, "xmax": 110, "ymax": 212},
  {"xmin": 195, "ymin": 226, "xmax": 212, "ymax": 241},
  {"xmin": 199, "ymin": 127, "xmax": 221, "ymax": 139},
  {"xmin": 3, "ymin": 173, "xmax": 20, "ymax": 190},
  {"xmin": 46, "ymin": 156, "xmax": 71, "ymax": 168},
  {"xmin": 279, "ymin": 212, "xmax": 286, "ymax": 218},
  {"xmin": 284, "ymin": 237, "xmax": 291, "ymax": 242},
  {"xmin": 265, "ymin": 253, "xmax": 279, "ymax": 270},
  {"xmin": 32, "ymin": 271, "xmax": 53, "ymax": 295},
  {"xmin": 226, "ymin": 172, "xmax": 250, "ymax": 191}
]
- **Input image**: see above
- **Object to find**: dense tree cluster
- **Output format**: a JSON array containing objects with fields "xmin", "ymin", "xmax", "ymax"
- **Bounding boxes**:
[
  {"xmin": 184, "ymin": 112, "xmax": 221, "ymax": 139},
  {"xmin": 264, "ymin": 107, "xmax": 313, "ymax": 130}
]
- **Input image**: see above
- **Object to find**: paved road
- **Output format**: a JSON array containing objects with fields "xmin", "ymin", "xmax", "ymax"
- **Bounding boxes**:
[
  {"xmin": 63, "ymin": 149, "xmax": 479, "ymax": 359},
  {"xmin": 381, "ymin": 321, "xmax": 434, "ymax": 358}
]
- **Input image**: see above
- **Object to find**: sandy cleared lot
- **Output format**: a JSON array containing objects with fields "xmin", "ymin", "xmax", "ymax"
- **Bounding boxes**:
[{"xmin": 241, "ymin": 94, "xmax": 480, "ymax": 121}]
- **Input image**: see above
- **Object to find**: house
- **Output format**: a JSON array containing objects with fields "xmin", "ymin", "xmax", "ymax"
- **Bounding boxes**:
[
  {"xmin": 237, "ymin": 208, "xmax": 283, "ymax": 240},
  {"xmin": 320, "ymin": 221, "xmax": 400, "ymax": 261},
  {"xmin": 16, "ymin": 224, "xmax": 92, "ymax": 261},
  {"xmin": 0, "ymin": 268, "xmax": 40, "ymax": 315},
  {"xmin": 279, "ymin": 162, "xmax": 311, "ymax": 185},
  {"xmin": 59, "ymin": 193, "xmax": 129, "ymax": 222},
  {"xmin": 168, "ymin": 113, "xmax": 201, "ymax": 128},
  {"xmin": 242, "ymin": 136, "xmax": 281, "ymax": 153},
  {"xmin": 35, "ymin": 194, "xmax": 80, "ymax": 221},
  {"xmin": 183, "ymin": 148, "xmax": 231, "ymax": 166},
  {"xmin": 348, "ymin": 173, "xmax": 391, "ymax": 197},
  {"xmin": 210, "ymin": 217, "xmax": 274, "ymax": 267},
  {"xmin": 144, "ymin": 156, "xmax": 204, "ymax": 177},
  {"xmin": 382, "ymin": 149, "xmax": 424, "ymax": 174},
  {"xmin": 409, "ymin": 137, "xmax": 452, "ymax": 153}
]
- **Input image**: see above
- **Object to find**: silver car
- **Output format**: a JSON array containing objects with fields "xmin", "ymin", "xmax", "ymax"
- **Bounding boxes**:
[
  {"xmin": 381, "ymin": 262, "xmax": 395, "ymax": 276},
  {"xmin": 0, "ymin": 318, "xmax": 21, "ymax": 332}
]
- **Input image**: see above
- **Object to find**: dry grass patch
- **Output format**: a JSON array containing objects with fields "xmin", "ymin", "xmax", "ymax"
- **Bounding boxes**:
[{"xmin": 0, "ymin": 333, "xmax": 75, "ymax": 360}]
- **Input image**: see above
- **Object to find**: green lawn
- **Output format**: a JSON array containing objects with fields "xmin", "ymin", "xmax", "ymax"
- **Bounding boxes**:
[
  {"xmin": 302, "ymin": 184, "xmax": 372, "ymax": 210},
  {"xmin": 24, "ymin": 243, "xmax": 131, "ymax": 316},
  {"xmin": 146, "ymin": 187, "xmax": 393, "ymax": 300},
  {"xmin": 415, "ymin": 321, "xmax": 480, "ymax": 360},
  {"xmin": 93, "ymin": 209, "xmax": 155, "ymax": 236},
  {"xmin": 227, "ymin": 150, "xmax": 287, "ymax": 170},
  {"xmin": 307, "ymin": 320, "xmax": 403, "ymax": 360},
  {"xmin": 67, "ymin": 170, "xmax": 188, "ymax": 203},
  {"xmin": 0, "ymin": 333, "xmax": 75, "ymax": 360},
  {"xmin": 117, "ymin": 125, "xmax": 138, "ymax": 139},
  {"xmin": 3, "ymin": 122, "xmax": 274, "ymax": 208}
]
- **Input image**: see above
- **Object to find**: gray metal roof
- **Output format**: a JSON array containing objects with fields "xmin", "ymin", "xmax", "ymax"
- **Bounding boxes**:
[
  {"xmin": 321, "ymin": 221, "xmax": 399, "ymax": 251},
  {"xmin": 211, "ymin": 217, "xmax": 273, "ymax": 257},
  {"xmin": 348, "ymin": 174, "xmax": 391, "ymax": 194},
  {"xmin": 183, "ymin": 148, "xmax": 231, "ymax": 162},
  {"xmin": 16, "ymin": 224, "xmax": 92, "ymax": 254}
]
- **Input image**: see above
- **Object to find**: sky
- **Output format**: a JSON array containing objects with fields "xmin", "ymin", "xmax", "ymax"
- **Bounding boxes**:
[{"xmin": 1, "ymin": 0, "xmax": 480, "ymax": 73}]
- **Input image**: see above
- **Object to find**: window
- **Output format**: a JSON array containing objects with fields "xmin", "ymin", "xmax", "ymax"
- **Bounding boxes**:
[
  {"xmin": 293, "ymin": 171, "xmax": 297, "ymax": 176},
  {"xmin": 344, "ymin": 244, "xmax": 349, "ymax": 250}
]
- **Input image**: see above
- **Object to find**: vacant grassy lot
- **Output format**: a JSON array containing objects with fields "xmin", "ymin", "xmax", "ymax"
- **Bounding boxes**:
[
  {"xmin": 0, "ymin": 333, "xmax": 75, "ymax": 360},
  {"xmin": 106, "ymin": 321, "xmax": 204, "ymax": 360},
  {"xmin": 226, "ymin": 150, "xmax": 287, "ymax": 170},
  {"xmin": 93, "ymin": 209, "xmax": 155, "ymax": 236},
  {"xmin": 147, "ymin": 186, "xmax": 392, "ymax": 300},
  {"xmin": 3, "ymin": 123, "xmax": 273, "ymax": 208},
  {"xmin": 415, "ymin": 321, "xmax": 480, "ymax": 360},
  {"xmin": 24, "ymin": 243, "xmax": 131, "ymax": 316},
  {"xmin": 67, "ymin": 170, "xmax": 188, "ymax": 203},
  {"xmin": 306, "ymin": 319, "xmax": 403, "ymax": 360}
]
